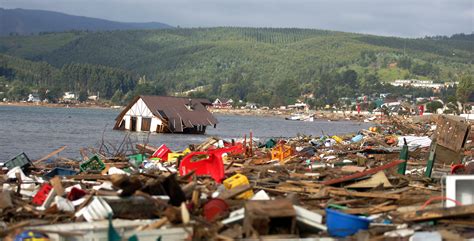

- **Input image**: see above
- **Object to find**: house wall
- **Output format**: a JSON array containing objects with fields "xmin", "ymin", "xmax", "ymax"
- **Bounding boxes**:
[{"xmin": 122, "ymin": 98, "xmax": 163, "ymax": 132}]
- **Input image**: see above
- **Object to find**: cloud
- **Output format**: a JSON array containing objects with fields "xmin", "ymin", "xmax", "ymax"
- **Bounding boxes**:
[{"xmin": 1, "ymin": 0, "xmax": 472, "ymax": 37}]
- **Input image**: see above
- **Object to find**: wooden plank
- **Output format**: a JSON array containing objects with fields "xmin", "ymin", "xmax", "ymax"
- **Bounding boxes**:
[
  {"xmin": 321, "ymin": 159, "xmax": 405, "ymax": 185},
  {"xmin": 50, "ymin": 176, "xmax": 65, "ymax": 196},
  {"xmin": 435, "ymin": 144, "xmax": 463, "ymax": 165},
  {"xmin": 343, "ymin": 205, "xmax": 398, "ymax": 215},
  {"xmin": 435, "ymin": 115, "xmax": 470, "ymax": 152},
  {"xmin": 346, "ymin": 171, "xmax": 392, "ymax": 188},
  {"xmin": 136, "ymin": 144, "xmax": 157, "ymax": 154},
  {"xmin": 399, "ymin": 204, "xmax": 474, "ymax": 222},
  {"xmin": 35, "ymin": 146, "xmax": 67, "ymax": 163},
  {"xmin": 329, "ymin": 189, "xmax": 401, "ymax": 200},
  {"xmin": 285, "ymin": 180, "xmax": 323, "ymax": 188},
  {"xmin": 276, "ymin": 185, "xmax": 320, "ymax": 193}
]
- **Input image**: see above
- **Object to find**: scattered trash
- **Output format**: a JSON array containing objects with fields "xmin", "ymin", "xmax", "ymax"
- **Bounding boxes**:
[{"xmin": 0, "ymin": 114, "xmax": 472, "ymax": 240}]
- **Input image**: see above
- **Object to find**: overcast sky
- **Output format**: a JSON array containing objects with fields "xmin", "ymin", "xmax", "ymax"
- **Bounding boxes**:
[{"xmin": 1, "ymin": 0, "xmax": 473, "ymax": 37}]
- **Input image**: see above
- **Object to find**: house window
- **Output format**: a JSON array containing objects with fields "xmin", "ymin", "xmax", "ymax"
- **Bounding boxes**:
[{"xmin": 185, "ymin": 99, "xmax": 194, "ymax": 111}]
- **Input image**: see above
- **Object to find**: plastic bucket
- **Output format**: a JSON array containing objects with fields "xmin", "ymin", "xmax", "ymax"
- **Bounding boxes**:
[
  {"xmin": 203, "ymin": 198, "xmax": 229, "ymax": 221},
  {"xmin": 326, "ymin": 208, "xmax": 371, "ymax": 237}
]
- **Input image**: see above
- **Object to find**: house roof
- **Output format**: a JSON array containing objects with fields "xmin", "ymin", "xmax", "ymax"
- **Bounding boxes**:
[
  {"xmin": 116, "ymin": 95, "xmax": 218, "ymax": 132},
  {"xmin": 192, "ymin": 98, "xmax": 213, "ymax": 106},
  {"xmin": 214, "ymin": 98, "xmax": 233, "ymax": 104}
]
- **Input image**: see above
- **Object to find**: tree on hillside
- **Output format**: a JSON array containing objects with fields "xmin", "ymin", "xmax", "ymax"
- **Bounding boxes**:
[
  {"xmin": 398, "ymin": 56, "xmax": 412, "ymax": 69},
  {"xmin": 46, "ymin": 87, "xmax": 62, "ymax": 103},
  {"xmin": 456, "ymin": 75, "xmax": 474, "ymax": 112},
  {"xmin": 133, "ymin": 83, "xmax": 166, "ymax": 96},
  {"xmin": 359, "ymin": 73, "xmax": 381, "ymax": 95},
  {"xmin": 426, "ymin": 101, "xmax": 444, "ymax": 113},
  {"xmin": 7, "ymin": 80, "xmax": 30, "ymax": 101},
  {"xmin": 78, "ymin": 89, "xmax": 88, "ymax": 102},
  {"xmin": 341, "ymin": 69, "xmax": 359, "ymax": 88}
]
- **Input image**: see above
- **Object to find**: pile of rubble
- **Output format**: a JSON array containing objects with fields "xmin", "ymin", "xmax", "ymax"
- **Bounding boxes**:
[{"xmin": 1, "ymin": 115, "xmax": 473, "ymax": 240}]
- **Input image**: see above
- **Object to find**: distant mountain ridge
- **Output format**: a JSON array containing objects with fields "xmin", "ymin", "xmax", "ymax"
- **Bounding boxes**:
[{"xmin": 0, "ymin": 8, "xmax": 173, "ymax": 36}]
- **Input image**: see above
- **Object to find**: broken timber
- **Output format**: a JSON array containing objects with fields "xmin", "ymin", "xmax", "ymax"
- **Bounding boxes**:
[
  {"xmin": 321, "ymin": 159, "xmax": 405, "ymax": 185},
  {"xmin": 399, "ymin": 204, "xmax": 474, "ymax": 222}
]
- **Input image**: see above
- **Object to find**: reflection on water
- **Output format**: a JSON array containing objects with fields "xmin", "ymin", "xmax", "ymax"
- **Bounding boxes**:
[{"xmin": 0, "ymin": 106, "xmax": 370, "ymax": 161}]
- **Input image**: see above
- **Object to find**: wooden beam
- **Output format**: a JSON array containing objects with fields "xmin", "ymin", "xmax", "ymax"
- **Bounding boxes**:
[
  {"xmin": 35, "ymin": 146, "xmax": 67, "ymax": 163},
  {"xmin": 321, "ymin": 159, "xmax": 405, "ymax": 185},
  {"xmin": 399, "ymin": 204, "xmax": 474, "ymax": 222},
  {"xmin": 329, "ymin": 189, "xmax": 401, "ymax": 200},
  {"xmin": 276, "ymin": 185, "xmax": 320, "ymax": 194}
]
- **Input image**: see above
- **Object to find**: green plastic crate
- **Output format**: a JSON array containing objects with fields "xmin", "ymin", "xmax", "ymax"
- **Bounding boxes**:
[
  {"xmin": 80, "ymin": 155, "xmax": 106, "ymax": 172},
  {"xmin": 128, "ymin": 154, "xmax": 145, "ymax": 167},
  {"xmin": 5, "ymin": 152, "xmax": 32, "ymax": 170}
]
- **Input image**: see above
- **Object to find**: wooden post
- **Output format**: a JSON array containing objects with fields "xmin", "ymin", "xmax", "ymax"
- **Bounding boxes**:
[
  {"xmin": 244, "ymin": 134, "xmax": 247, "ymax": 157},
  {"xmin": 249, "ymin": 131, "xmax": 253, "ymax": 157}
]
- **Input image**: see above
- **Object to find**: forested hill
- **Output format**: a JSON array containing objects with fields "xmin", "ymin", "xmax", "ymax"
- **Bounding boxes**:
[
  {"xmin": 0, "ymin": 8, "xmax": 173, "ymax": 36},
  {"xmin": 0, "ymin": 27, "xmax": 472, "ymax": 106}
]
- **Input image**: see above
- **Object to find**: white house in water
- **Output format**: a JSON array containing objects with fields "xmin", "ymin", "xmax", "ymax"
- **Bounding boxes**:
[{"xmin": 114, "ymin": 95, "xmax": 217, "ymax": 134}]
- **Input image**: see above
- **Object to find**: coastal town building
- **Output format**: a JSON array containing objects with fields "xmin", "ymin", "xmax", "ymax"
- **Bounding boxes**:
[
  {"xmin": 287, "ymin": 102, "xmax": 310, "ymax": 111},
  {"xmin": 391, "ymin": 79, "xmax": 457, "ymax": 90},
  {"xmin": 62, "ymin": 92, "xmax": 76, "ymax": 101},
  {"xmin": 212, "ymin": 98, "xmax": 234, "ymax": 109},
  {"xmin": 114, "ymin": 95, "xmax": 218, "ymax": 134},
  {"xmin": 27, "ymin": 94, "xmax": 41, "ymax": 103}
]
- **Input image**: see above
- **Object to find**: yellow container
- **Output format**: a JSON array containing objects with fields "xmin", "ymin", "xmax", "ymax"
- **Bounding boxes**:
[
  {"xmin": 168, "ymin": 148, "xmax": 192, "ymax": 162},
  {"xmin": 223, "ymin": 174, "xmax": 254, "ymax": 199},
  {"xmin": 270, "ymin": 144, "xmax": 293, "ymax": 161},
  {"xmin": 332, "ymin": 135, "xmax": 343, "ymax": 143}
]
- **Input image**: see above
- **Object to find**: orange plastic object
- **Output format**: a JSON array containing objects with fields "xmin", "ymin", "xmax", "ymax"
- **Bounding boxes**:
[
  {"xmin": 271, "ymin": 144, "xmax": 293, "ymax": 161},
  {"xmin": 179, "ymin": 145, "xmax": 244, "ymax": 183}
]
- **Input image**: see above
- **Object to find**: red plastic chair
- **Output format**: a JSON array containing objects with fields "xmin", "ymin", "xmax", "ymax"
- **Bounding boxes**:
[{"xmin": 179, "ymin": 145, "xmax": 244, "ymax": 183}]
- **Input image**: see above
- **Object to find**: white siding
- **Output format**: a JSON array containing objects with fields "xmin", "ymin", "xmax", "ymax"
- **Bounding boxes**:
[
  {"xmin": 150, "ymin": 117, "xmax": 161, "ymax": 132},
  {"xmin": 122, "ymin": 98, "xmax": 163, "ymax": 131}
]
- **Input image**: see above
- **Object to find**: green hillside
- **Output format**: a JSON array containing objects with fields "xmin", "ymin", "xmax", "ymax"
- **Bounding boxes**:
[{"xmin": 0, "ymin": 28, "xmax": 472, "ymax": 106}]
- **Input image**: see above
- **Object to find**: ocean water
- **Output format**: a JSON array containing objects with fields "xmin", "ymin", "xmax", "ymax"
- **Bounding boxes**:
[{"xmin": 0, "ymin": 105, "xmax": 370, "ymax": 161}]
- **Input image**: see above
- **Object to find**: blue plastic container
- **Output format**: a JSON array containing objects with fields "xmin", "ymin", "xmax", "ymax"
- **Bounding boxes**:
[
  {"xmin": 351, "ymin": 134, "xmax": 364, "ymax": 143},
  {"xmin": 44, "ymin": 167, "xmax": 77, "ymax": 179},
  {"xmin": 326, "ymin": 208, "xmax": 371, "ymax": 237}
]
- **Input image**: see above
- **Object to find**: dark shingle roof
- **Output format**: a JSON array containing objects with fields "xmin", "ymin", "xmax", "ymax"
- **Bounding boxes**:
[{"xmin": 131, "ymin": 95, "xmax": 218, "ymax": 132}]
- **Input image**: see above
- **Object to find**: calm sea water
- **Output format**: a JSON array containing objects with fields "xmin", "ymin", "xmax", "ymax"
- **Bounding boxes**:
[{"xmin": 0, "ymin": 105, "xmax": 370, "ymax": 161}]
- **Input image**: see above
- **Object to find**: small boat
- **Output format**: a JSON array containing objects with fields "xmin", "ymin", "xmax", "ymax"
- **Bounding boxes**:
[{"xmin": 285, "ymin": 113, "xmax": 314, "ymax": 122}]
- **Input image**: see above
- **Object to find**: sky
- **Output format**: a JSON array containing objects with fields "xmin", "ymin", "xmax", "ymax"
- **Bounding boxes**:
[{"xmin": 1, "ymin": 0, "xmax": 473, "ymax": 37}]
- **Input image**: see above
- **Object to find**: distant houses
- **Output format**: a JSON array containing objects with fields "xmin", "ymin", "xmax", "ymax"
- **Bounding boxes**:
[
  {"xmin": 63, "ymin": 92, "xmax": 76, "ymax": 101},
  {"xmin": 114, "ymin": 95, "xmax": 218, "ymax": 134},
  {"xmin": 27, "ymin": 94, "xmax": 41, "ymax": 103},
  {"xmin": 212, "ymin": 98, "xmax": 234, "ymax": 109},
  {"xmin": 391, "ymin": 79, "xmax": 458, "ymax": 90}
]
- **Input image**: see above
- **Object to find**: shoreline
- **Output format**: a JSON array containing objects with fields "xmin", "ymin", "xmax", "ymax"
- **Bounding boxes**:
[
  {"xmin": 0, "ymin": 101, "xmax": 381, "ymax": 121},
  {"xmin": 0, "ymin": 101, "xmax": 114, "ymax": 110}
]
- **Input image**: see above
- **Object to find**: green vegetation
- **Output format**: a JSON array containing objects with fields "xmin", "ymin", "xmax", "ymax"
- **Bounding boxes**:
[
  {"xmin": 456, "ymin": 75, "xmax": 474, "ymax": 108},
  {"xmin": 0, "ymin": 28, "xmax": 472, "ymax": 106},
  {"xmin": 0, "ymin": 54, "xmax": 136, "ymax": 101}
]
